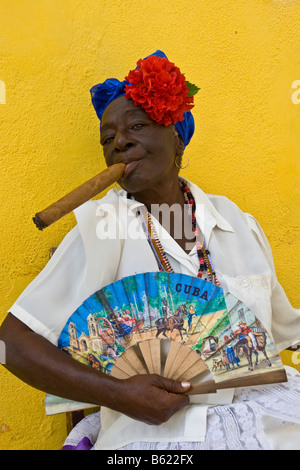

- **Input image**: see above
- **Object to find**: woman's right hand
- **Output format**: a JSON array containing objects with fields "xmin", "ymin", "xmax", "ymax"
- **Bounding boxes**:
[
  {"xmin": 0, "ymin": 314, "xmax": 190, "ymax": 426},
  {"xmin": 110, "ymin": 374, "xmax": 191, "ymax": 425}
]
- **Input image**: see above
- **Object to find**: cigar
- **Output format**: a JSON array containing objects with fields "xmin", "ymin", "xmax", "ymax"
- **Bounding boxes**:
[{"xmin": 33, "ymin": 162, "xmax": 126, "ymax": 230}]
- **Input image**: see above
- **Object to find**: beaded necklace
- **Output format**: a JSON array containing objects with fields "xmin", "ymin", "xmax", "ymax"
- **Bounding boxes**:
[
  {"xmin": 179, "ymin": 181, "xmax": 220, "ymax": 286},
  {"xmin": 131, "ymin": 181, "xmax": 220, "ymax": 287}
]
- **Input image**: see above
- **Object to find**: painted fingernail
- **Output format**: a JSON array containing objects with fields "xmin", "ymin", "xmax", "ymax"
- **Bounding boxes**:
[{"xmin": 181, "ymin": 381, "xmax": 190, "ymax": 388}]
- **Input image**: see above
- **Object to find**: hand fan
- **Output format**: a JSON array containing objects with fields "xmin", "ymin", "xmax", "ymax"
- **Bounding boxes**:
[{"xmin": 55, "ymin": 272, "xmax": 286, "ymax": 400}]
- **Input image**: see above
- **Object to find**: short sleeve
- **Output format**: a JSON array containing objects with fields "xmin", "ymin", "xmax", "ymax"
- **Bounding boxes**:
[
  {"xmin": 245, "ymin": 213, "xmax": 300, "ymax": 352},
  {"xmin": 8, "ymin": 197, "xmax": 123, "ymax": 346},
  {"xmin": 8, "ymin": 226, "xmax": 88, "ymax": 345}
]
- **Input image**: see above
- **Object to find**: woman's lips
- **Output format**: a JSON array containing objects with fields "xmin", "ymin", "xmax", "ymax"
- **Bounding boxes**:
[{"xmin": 122, "ymin": 160, "xmax": 140, "ymax": 178}]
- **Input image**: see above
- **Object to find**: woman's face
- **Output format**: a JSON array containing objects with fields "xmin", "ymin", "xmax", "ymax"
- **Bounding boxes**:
[{"xmin": 100, "ymin": 96, "xmax": 183, "ymax": 195}]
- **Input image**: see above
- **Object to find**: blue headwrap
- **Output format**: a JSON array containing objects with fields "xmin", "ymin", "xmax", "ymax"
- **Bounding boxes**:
[{"xmin": 90, "ymin": 51, "xmax": 195, "ymax": 148}]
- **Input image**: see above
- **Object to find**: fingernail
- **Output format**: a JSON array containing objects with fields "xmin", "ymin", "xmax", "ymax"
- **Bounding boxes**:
[{"xmin": 181, "ymin": 381, "xmax": 190, "ymax": 388}]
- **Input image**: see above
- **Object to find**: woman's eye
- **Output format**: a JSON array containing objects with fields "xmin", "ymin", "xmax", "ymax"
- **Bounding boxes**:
[
  {"xmin": 132, "ymin": 123, "xmax": 146, "ymax": 130},
  {"xmin": 102, "ymin": 136, "xmax": 114, "ymax": 145},
  {"xmin": 101, "ymin": 122, "xmax": 146, "ymax": 145}
]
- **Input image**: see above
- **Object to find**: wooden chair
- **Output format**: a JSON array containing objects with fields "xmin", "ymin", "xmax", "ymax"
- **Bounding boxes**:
[{"xmin": 66, "ymin": 410, "xmax": 85, "ymax": 435}]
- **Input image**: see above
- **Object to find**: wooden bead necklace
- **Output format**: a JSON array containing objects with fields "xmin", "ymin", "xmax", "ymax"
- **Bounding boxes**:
[{"xmin": 130, "ymin": 181, "xmax": 220, "ymax": 286}]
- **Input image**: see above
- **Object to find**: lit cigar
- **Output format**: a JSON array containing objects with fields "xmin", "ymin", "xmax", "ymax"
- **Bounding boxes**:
[{"xmin": 33, "ymin": 162, "xmax": 126, "ymax": 230}]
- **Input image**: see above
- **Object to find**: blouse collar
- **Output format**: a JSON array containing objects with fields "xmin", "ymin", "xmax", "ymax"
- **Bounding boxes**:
[{"xmin": 116, "ymin": 177, "xmax": 235, "ymax": 244}]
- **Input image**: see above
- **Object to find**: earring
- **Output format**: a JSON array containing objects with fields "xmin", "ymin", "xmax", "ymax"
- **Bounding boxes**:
[
  {"xmin": 181, "ymin": 153, "xmax": 190, "ymax": 169},
  {"xmin": 175, "ymin": 153, "xmax": 190, "ymax": 169}
]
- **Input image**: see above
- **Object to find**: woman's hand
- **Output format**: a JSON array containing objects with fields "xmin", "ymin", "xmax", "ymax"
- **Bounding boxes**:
[
  {"xmin": 0, "ymin": 314, "xmax": 190, "ymax": 426},
  {"xmin": 109, "ymin": 374, "xmax": 191, "ymax": 425}
]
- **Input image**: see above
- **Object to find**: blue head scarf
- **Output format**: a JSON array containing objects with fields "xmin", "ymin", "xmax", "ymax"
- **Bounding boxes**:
[{"xmin": 90, "ymin": 51, "xmax": 195, "ymax": 148}]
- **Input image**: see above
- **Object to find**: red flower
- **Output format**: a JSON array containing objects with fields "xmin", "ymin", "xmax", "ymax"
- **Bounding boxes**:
[{"xmin": 124, "ymin": 56, "xmax": 195, "ymax": 126}]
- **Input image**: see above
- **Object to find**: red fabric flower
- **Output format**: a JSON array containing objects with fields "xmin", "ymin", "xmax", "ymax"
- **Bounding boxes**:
[{"xmin": 124, "ymin": 56, "xmax": 195, "ymax": 126}]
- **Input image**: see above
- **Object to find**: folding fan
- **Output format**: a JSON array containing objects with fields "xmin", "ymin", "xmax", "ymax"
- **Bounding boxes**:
[{"xmin": 55, "ymin": 272, "xmax": 287, "ymax": 400}]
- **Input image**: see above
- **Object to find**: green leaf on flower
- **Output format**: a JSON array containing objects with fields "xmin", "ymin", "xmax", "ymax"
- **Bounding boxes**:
[{"xmin": 186, "ymin": 81, "xmax": 200, "ymax": 97}]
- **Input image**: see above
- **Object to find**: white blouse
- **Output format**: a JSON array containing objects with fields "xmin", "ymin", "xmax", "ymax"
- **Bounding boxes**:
[{"xmin": 8, "ymin": 178, "xmax": 300, "ymax": 449}]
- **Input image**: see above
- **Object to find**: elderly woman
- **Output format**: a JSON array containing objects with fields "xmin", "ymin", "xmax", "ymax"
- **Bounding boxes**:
[{"xmin": 1, "ymin": 51, "xmax": 300, "ymax": 451}]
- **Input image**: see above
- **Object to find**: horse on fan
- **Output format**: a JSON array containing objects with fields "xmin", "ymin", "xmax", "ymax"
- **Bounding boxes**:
[
  {"xmin": 155, "ymin": 304, "xmax": 188, "ymax": 341},
  {"xmin": 234, "ymin": 331, "xmax": 272, "ymax": 371}
]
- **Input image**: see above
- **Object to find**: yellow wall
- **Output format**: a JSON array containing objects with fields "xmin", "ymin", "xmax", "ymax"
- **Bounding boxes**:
[{"xmin": 0, "ymin": 0, "xmax": 299, "ymax": 450}]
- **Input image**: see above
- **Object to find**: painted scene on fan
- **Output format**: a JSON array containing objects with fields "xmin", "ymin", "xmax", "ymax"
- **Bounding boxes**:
[
  {"xmin": 202, "ymin": 291, "xmax": 284, "ymax": 383},
  {"xmin": 57, "ymin": 272, "xmax": 283, "ymax": 380}
]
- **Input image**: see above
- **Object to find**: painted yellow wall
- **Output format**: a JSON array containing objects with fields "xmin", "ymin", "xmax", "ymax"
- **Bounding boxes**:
[{"xmin": 0, "ymin": 0, "xmax": 299, "ymax": 450}]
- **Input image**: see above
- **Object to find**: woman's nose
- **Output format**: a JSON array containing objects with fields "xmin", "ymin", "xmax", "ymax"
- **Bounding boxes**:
[{"xmin": 114, "ymin": 130, "xmax": 135, "ymax": 152}]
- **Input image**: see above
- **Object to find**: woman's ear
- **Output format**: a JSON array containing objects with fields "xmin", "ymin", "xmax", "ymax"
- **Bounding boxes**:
[
  {"xmin": 172, "ymin": 127, "xmax": 184, "ymax": 158},
  {"xmin": 177, "ymin": 136, "xmax": 185, "ymax": 158}
]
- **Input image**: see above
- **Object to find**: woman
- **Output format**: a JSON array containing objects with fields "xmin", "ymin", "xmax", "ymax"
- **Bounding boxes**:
[
  {"xmin": 188, "ymin": 305, "xmax": 196, "ymax": 332},
  {"xmin": 1, "ymin": 51, "xmax": 300, "ymax": 450}
]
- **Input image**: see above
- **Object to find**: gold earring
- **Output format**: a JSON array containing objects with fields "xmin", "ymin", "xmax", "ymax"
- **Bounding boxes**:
[
  {"xmin": 175, "ymin": 153, "xmax": 190, "ymax": 169},
  {"xmin": 181, "ymin": 153, "xmax": 190, "ymax": 169}
]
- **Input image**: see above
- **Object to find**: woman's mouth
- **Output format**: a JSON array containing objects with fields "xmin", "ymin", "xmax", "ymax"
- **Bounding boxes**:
[{"xmin": 122, "ymin": 160, "xmax": 140, "ymax": 178}]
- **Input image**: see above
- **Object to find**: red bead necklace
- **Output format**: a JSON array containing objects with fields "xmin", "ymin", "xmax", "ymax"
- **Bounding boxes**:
[{"xmin": 134, "ymin": 182, "xmax": 220, "ymax": 286}]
